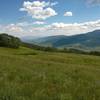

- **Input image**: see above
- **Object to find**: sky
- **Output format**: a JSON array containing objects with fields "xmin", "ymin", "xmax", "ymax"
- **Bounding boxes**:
[{"xmin": 0, "ymin": 0, "xmax": 100, "ymax": 37}]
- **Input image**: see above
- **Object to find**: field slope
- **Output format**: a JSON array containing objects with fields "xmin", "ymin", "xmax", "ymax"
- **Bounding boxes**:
[{"xmin": 0, "ymin": 47, "xmax": 100, "ymax": 100}]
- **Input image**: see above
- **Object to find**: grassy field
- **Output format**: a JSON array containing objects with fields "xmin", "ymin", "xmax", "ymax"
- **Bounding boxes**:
[{"xmin": 0, "ymin": 47, "xmax": 100, "ymax": 100}]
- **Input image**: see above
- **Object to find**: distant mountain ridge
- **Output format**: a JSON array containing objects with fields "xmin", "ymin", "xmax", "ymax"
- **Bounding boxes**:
[{"xmin": 22, "ymin": 30, "xmax": 100, "ymax": 49}]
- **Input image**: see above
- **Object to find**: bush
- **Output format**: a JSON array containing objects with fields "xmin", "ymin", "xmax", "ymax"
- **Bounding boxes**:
[
  {"xmin": 89, "ymin": 51, "xmax": 100, "ymax": 56},
  {"xmin": 0, "ymin": 33, "xmax": 21, "ymax": 48}
]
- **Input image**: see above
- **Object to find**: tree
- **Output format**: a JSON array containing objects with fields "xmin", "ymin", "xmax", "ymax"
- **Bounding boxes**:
[{"xmin": 0, "ymin": 33, "xmax": 21, "ymax": 48}]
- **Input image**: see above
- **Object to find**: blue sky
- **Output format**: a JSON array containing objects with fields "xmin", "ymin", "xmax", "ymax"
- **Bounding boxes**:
[
  {"xmin": 0, "ymin": 0, "xmax": 100, "ymax": 24},
  {"xmin": 0, "ymin": 0, "xmax": 100, "ymax": 37}
]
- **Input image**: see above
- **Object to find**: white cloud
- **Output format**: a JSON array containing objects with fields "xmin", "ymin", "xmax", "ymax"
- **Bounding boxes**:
[
  {"xmin": 20, "ymin": 1, "xmax": 57, "ymax": 20},
  {"xmin": 50, "ymin": 2, "xmax": 58, "ymax": 6},
  {"xmin": 87, "ymin": 0, "xmax": 100, "ymax": 6},
  {"xmin": 5, "ymin": 24, "xmax": 24, "ymax": 33},
  {"xmin": 64, "ymin": 11, "xmax": 73, "ymax": 16},
  {"xmin": 33, "ymin": 21, "xmax": 45, "ymax": 25},
  {"xmin": 49, "ymin": 20, "xmax": 100, "ymax": 29},
  {"xmin": 16, "ymin": 22, "xmax": 32, "ymax": 27},
  {"xmin": 0, "ymin": 24, "xmax": 24, "ymax": 37},
  {"xmin": 16, "ymin": 21, "xmax": 45, "ymax": 27},
  {"xmin": 50, "ymin": 23, "xmax": 67, "ymax": 28},
  {"xmin": 47, "ymin": 20, "xmax": 100, "ymax": 35}
]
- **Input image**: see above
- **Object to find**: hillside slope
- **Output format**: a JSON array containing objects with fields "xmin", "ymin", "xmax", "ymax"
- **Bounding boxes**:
[{"xmin": 0, "ymin": 47, "xmax": 100, "ymax": 100}]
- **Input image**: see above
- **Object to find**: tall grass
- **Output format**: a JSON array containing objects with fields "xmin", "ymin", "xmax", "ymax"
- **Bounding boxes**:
[{"xmin": 0, "ymin": 47, "xmax": 100, "ymax": 100}]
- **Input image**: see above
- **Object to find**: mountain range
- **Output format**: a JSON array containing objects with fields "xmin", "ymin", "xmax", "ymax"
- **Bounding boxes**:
[{"xmin": 21, "ymin": 30, "xmax": 100, "ymax": 50}]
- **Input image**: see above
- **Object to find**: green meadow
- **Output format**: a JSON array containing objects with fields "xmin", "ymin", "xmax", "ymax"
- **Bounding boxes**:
[{"xmin": 0, "ymin": 47, "xmax": 100, "ymax": 100}]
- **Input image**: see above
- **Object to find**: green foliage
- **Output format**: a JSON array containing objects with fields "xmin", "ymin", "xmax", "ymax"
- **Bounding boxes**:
[
  {"xmin": 89, "ymin": 51, "xmax": 100, "ymax": 56},
  {"xmin": 0, "ymin": 33, "xmax": 21, "ymax": 48}
]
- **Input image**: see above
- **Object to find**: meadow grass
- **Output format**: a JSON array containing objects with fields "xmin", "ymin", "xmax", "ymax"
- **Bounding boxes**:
[{"xmin": 0, "ymin": 47, "xmax": 100, "ymax": 100}]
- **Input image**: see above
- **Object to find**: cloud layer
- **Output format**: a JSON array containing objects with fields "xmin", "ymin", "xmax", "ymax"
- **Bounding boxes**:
[
  {"xmin": 48, "ymin": 20, "xmax": 100, "ymax": 35},
  {"xmin": 0, "ymin": 20, "xmax": 100, "ymax": 37},
  {"xmin": 20, "ymin": 1, "xmax": 57, "ymax": 20}
]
